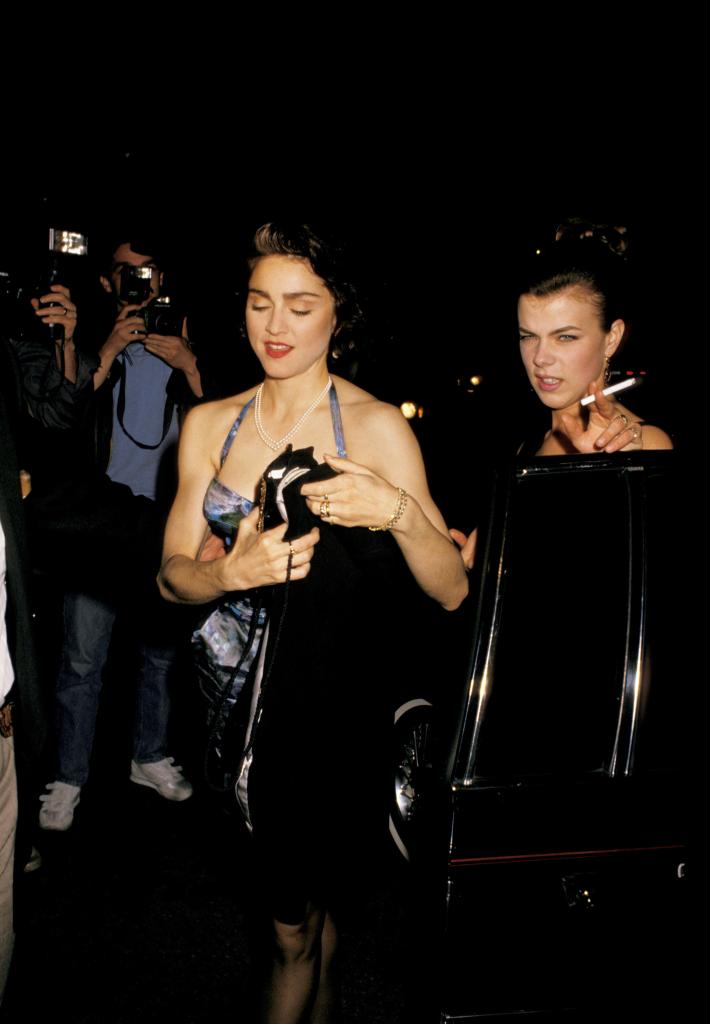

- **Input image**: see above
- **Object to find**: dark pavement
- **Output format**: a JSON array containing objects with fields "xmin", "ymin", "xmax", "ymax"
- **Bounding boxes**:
[
  {"xmin": 6, "ymin": 788, "xmax": 407, "ymax": 1023},
  {"xmin": 3, "ymin": 596, "xmax": 408, "ymax": 1023}
]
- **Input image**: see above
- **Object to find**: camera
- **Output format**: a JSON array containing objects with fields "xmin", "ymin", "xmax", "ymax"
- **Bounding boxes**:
[
  {"xmin": 134, "ymin": 297, "xmax": 183, "ymax": 337},
  {"xmin": 0, "ymin": 228, "xmax": 89, "ymax": 346},
  {"xmin": 40, "ymin": 228, "xmax": 88, "ymax": 300},
  {"xmin": 119, "ymin": 265, "xmax": 154, "ymax": 305},
  {"xmin": 39, "ymin": 229, "xmax": 89, "ymax": 344}
]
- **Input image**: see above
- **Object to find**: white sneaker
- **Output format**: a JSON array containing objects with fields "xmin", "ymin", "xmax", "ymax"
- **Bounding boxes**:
[
  {"xmin": 130, "ymin": 757, "xmax": 193, "ymax": 801},
  {"xmin": 39, "ymin": 781, "xmax": 81, "ymax": 831}
]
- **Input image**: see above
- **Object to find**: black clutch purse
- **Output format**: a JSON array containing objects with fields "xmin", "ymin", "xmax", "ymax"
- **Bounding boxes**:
[{"xmin": 257, "ymin": 444, "xmax": 338, "ymax": 540}]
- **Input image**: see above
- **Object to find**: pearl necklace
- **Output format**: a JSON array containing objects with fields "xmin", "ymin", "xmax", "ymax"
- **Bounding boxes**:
[{"xmin": 254, "ymin": 376, "xmax": 333, "ymax": 452}]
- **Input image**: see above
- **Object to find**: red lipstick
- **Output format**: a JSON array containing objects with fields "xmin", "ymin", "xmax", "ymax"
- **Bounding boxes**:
[{"xmin": 264, "ymin": 342, "xmax": 293, "ymax": 360}]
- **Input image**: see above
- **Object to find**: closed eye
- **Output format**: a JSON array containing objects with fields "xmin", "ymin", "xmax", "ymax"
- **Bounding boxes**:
[{"xmin": 291, "ymin": 309, "xmax": 311, "ymax": 317}]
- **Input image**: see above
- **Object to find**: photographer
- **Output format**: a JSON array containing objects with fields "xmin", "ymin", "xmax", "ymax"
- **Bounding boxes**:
[
  {"xmin": 93, "ymin": 243, "xmax": 201, "ymax": 396},
  {"xmin": 1, "ymin": 230, "xmax": 96, "ymax": 463},
  {"xmin": 0, "ymin": 235, "xmax": 97, "ymax": 977},
  {"xmin": 38, "ymin": 235, "xmax": 200, "ymax": 832}
]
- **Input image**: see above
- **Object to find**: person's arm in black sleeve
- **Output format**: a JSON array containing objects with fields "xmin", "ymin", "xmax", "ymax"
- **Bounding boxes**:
[
  {"xmin": 10, "ymin": 283, "xmax": 97, "ymax": 430},
  {"xmin": 8, "ymin": 333, "xmax": 97, "ymax": 431}
]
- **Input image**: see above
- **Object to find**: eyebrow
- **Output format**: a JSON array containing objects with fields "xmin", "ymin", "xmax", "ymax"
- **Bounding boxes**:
[
  {"xmin": 248, "ymin": 288, "xmax": 322, "ymax": 299},
  {"xmin": 113, "ymin": 261, "xmax": 157, "ymax": 270},
  {"xmin": 518, "ymin": 324, "xmax": 582, "ymax": 333}
]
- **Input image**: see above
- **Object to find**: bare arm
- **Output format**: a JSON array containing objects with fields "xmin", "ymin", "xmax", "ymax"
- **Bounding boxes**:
[
  {"xmin": 93, "ymin": 304, "xmax": 147, "ymax": 390},
  {"xmin": 144, "ymin": 319, "xmax": 203, "ymax": 398},
  {"xmin": 301, "ymin": 404, "xmax": 468, "ymax": 611}
]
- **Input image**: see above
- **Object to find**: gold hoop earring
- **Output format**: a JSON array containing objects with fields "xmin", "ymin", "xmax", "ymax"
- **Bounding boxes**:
[{"xmin": 604, "ymin": 358, "xmax": 611, "ymax": 386}]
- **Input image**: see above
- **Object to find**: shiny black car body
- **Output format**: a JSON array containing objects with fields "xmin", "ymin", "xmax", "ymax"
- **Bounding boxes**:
[{"xmin": 393, "ymin": 452, "xmax": 695, "ymax": 1022}]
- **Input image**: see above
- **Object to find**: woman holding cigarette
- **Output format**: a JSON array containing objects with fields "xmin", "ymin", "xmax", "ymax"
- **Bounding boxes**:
[
  {"xmin": 516, "ymin": 231, "xmax": 673, "ymax": 455},
  {"xmin": 452, "ymin": 230, "xmax": 672, "ymax": 570}
]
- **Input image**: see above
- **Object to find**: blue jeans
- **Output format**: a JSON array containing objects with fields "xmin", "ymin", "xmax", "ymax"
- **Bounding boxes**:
[{"xmin": 54, "ymin": 591, "xmax": 175, "ymax": 787}]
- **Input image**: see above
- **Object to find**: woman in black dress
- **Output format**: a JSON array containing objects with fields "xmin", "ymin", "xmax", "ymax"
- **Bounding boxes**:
[{"xmin": 159, "ymin": 223, "xmax": 467, "ymax": 1022}]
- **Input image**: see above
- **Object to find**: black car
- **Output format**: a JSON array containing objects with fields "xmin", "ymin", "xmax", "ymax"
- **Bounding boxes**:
[{"xmin": 391, "ymin": 452, "xmax": 695, "ymax": 1022}]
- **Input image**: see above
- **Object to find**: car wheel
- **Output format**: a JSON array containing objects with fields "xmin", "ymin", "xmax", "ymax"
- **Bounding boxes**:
[{"xmin": 389, "ymin": 698, "xmax": 434, "ymax": 862}]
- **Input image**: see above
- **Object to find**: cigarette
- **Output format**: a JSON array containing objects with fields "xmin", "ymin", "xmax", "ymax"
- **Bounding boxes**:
[{"xmin": 580, "ymin": 378, "xmax": 640, "ymax": 407}]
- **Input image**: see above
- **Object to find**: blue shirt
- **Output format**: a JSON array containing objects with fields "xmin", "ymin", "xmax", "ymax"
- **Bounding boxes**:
[{"xmin": 106, "ymin": 343, "xmax": 179, "ymax": 500}]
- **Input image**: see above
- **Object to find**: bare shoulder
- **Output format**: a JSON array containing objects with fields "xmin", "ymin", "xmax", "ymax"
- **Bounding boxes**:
[
  {"xmin": 334, "ymin": 377, "xmax": 408, "ymax": 432},
  {"xmin": 642, "ymin": 424, "xmax": 674, "ymax": 450},
  {"xmin": 181, "ymin": 388, "xmax": 258, "ymax": 462},
  {"xmin": 616, "ymin": 400, "xmax": 674, "ymax": 452},
  {"xmin": 333, "ymin": 377, "xmax": 418, "ymax": 467}
]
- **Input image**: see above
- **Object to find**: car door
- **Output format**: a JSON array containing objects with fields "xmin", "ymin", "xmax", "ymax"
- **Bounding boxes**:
[{"xmin": 417, "ymin": 454, "xmax": 694, "ymax": 1022}]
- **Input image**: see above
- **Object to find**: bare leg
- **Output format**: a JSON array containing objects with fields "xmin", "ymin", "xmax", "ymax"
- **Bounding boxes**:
[
  {"xmin": 260, "ymin": 901, "xmax": 331, "ymax": 1024},
  {"xmin": 310, "ymin": 911, "xmax": 339, "ymax": 1024}
]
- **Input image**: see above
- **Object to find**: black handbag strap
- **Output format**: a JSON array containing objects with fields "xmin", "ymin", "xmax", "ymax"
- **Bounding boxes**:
[{"xmin": 202, "ymin": 588, "xmax": 265, "ymax": 792}]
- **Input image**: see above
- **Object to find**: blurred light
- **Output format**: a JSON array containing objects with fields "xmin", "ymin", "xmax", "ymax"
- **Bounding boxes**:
[
  {"xmin": 626, "ymin": 370, "xmax": 634, "ymax": 376},
  {"xmin": 470, "ymin": 375, "xmax": 482, "ymax": 386},
  {"xmin": 535, "ymin": 249, "xmax": 542, "ymax": 255},
  {"xmin": 401, "ymin": 401, "xmax": 417, "ymax": 420},
  {"xmin": 49, "ymin": 229, "xmax": 89, "ymax": 256},
  {"xmin": 417, "ymin": 406, "xmax": 424, "ymax": 419}
]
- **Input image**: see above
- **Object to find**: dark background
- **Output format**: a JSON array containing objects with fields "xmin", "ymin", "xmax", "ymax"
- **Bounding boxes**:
[
  {"xmin": 1, "ymin": 84, "xmax": 699, "ymax": 1023},
  {"xmin": 2, "ymin": 132, "xmax": 693, "ymax": 533}
]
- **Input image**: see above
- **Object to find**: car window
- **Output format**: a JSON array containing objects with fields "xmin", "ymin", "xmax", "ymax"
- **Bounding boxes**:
[{"xmin": 471, "ymin": 467, "xmax": 630, "ymax": 780}]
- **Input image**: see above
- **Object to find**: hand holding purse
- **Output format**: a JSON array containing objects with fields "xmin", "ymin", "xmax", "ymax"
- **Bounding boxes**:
[
  {"xmin": 196, "ymin": 445, "xmax": 338, "ymax": 790},
  {"xmin": 257, "ymin": 445, "xmax": 338, "ymax": 540}
]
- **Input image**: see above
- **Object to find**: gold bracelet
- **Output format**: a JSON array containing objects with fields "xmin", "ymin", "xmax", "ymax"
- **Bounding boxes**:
[{"xmin": 369, "ymin": 488, "xmax": 408, "ymax": 532}]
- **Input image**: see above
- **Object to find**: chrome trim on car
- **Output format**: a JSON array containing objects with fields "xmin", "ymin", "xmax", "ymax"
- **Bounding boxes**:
[
  {"xmin": 610, "ymin": 469, "xmax": 648, "ymax": 776},
  {"xmin": 453, "ymin": 471, "xmax": 513, "ymax": 788}
]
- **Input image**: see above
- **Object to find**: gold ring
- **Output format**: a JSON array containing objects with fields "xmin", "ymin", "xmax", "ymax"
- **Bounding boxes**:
[
  {"xmin": 288, "ymin": 541, "xmax": 295, "ymax": 557},
  {"xmin": 618, "ymin": 413, "xmax": 629, "ymax": 427},
  {"xmin": 319, "ymin": 494, "xmax": 331, "ymax": 518}
]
